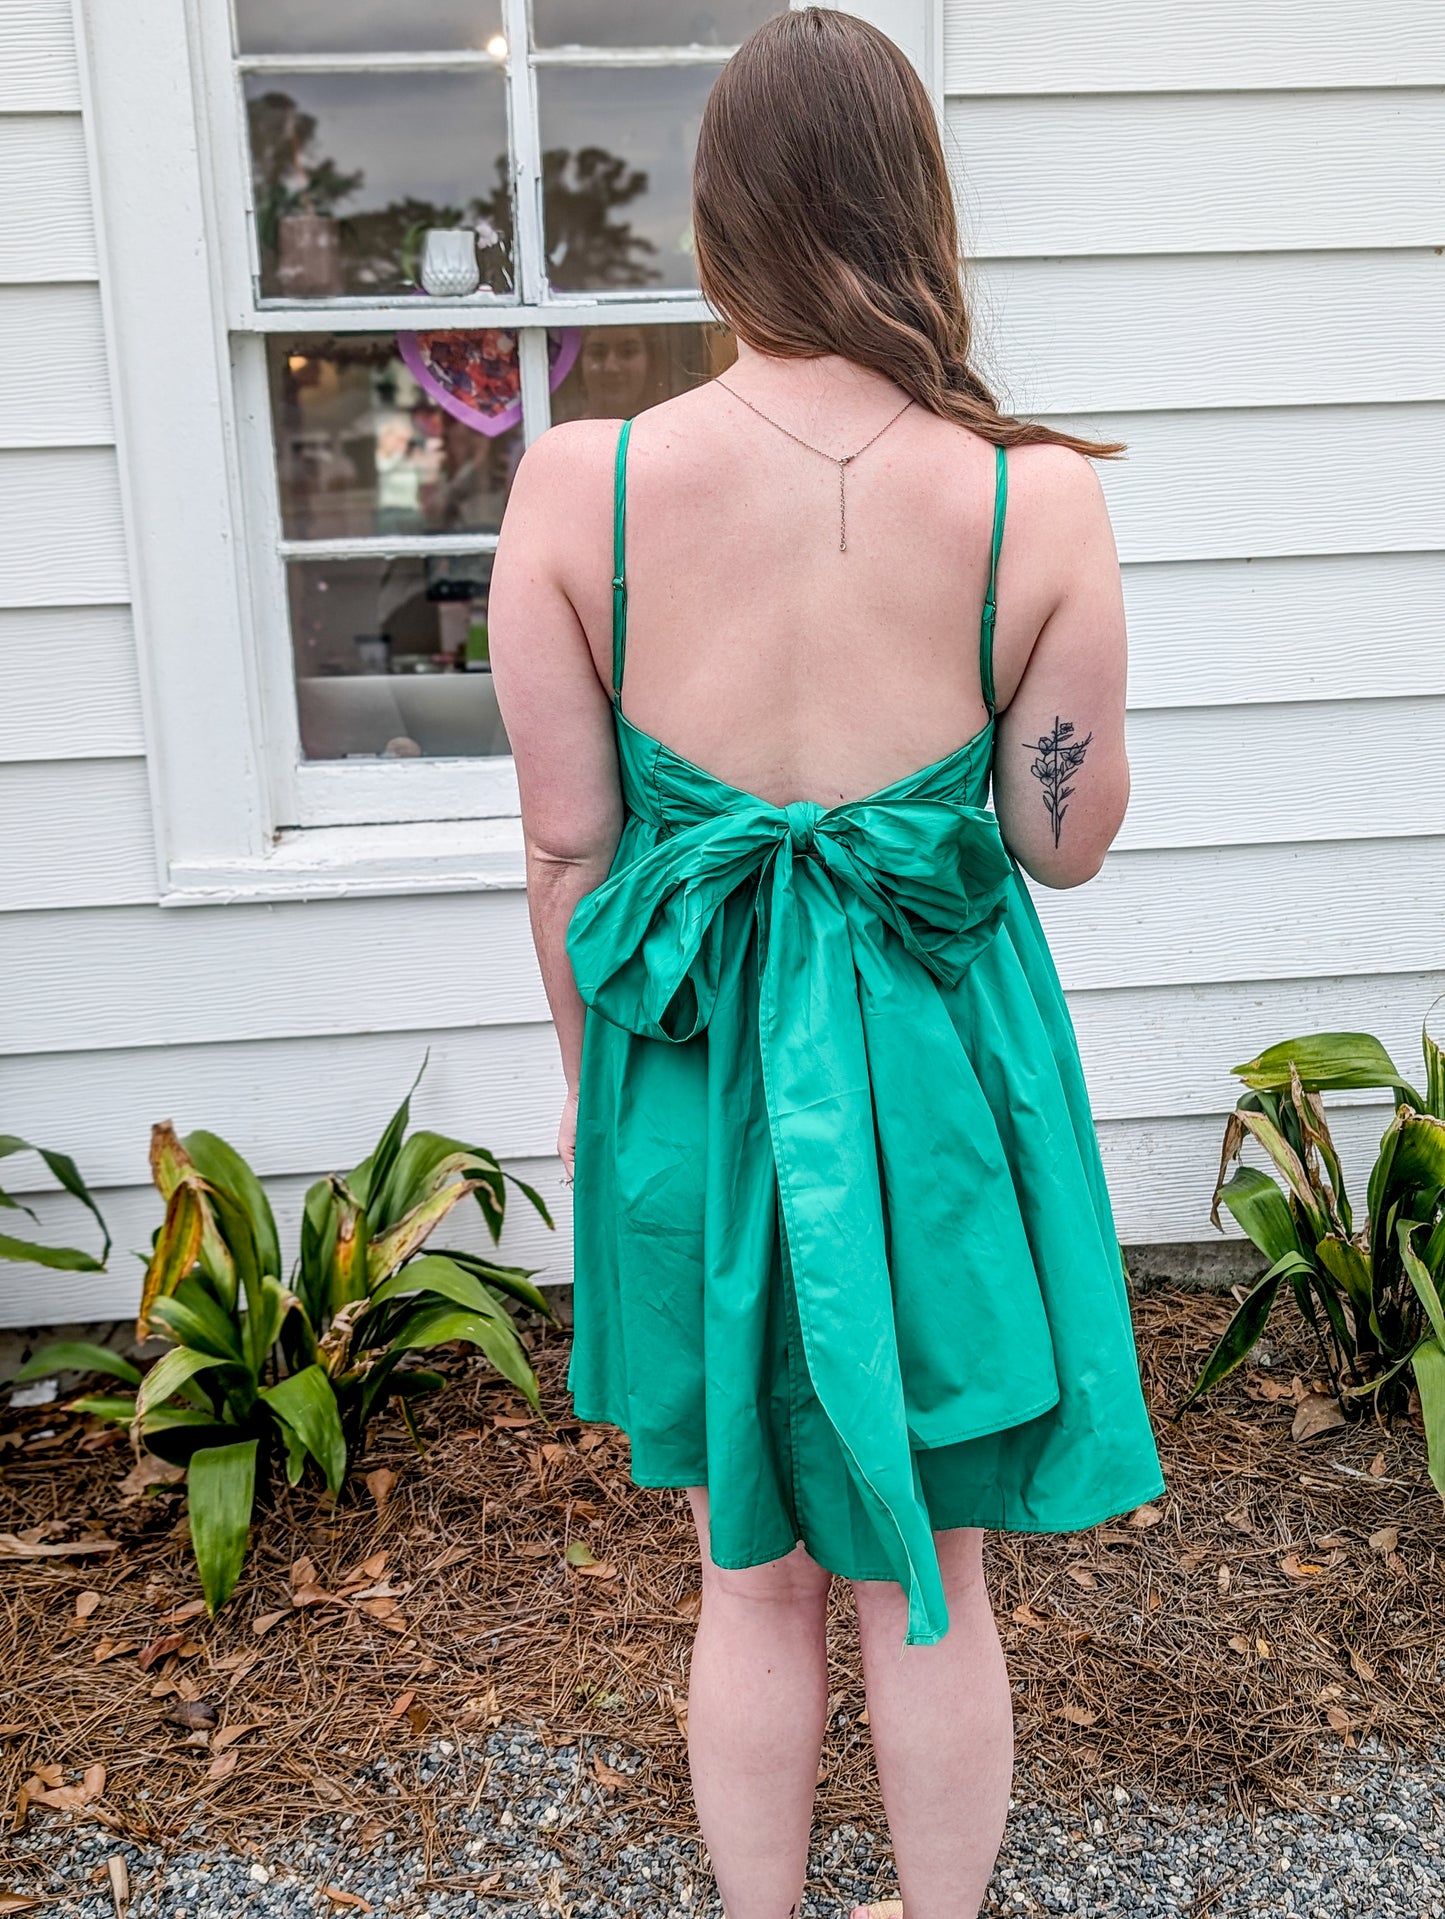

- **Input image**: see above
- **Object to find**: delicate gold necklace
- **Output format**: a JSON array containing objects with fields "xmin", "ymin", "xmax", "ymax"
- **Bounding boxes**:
[{"xmin": 714, "ymin": 378, "xmax": 913, "ymax": 553}]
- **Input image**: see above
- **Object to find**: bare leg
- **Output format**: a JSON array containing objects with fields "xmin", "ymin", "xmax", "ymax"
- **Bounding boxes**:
[
  {"xmin": 683, "ymin": 1486, "xmax": 832, "ymax": 1919},
  {"xmin": 849, "ymin": 1527, "xmax": 1013, "ymax": 1919}
]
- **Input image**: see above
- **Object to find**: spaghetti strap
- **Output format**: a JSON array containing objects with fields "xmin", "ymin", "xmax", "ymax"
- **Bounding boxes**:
[
  {"xmin": 979, "ymin": 442, "xmax": 1007, "ymax": 716},
  {"xmin": 611, "ymin": 416, "xmax": 633, "ymax": 705}
]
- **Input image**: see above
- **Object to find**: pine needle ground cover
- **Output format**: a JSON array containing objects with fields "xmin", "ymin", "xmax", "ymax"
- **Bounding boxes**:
[{"xmin": 0, "ymin": 1290, "xmax": 1441, "ymax": 1863}]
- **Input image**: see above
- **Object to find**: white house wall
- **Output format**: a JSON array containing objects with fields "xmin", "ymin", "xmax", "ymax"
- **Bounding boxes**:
[{"xmin": 2, "ymin": 0, "xmax": 1442, "ymax": 1324}]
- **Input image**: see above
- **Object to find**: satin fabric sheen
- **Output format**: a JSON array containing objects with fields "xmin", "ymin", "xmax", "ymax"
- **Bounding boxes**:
[{"xmin": 564, "ymin": 702, "xmax": 1164, "ymax": 1650}]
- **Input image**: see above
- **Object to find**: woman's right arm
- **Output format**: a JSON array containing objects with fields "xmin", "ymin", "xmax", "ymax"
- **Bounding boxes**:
[{"xmin": 989, "ymin": 449, "xmax": 1131, "ymax": 889}]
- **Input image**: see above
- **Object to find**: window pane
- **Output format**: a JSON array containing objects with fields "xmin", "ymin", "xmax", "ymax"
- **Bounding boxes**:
[
  {"xmin": 290, "ymin": 553, "xmax": 509, "ymax": 760},
  {"xmin": 533, "ymin": 1, "xmax": 779, "ymax": 47},
  {"xmin": 245, "ymin": 72, "xmax": 512, "ymax": 299},
  {"xmin": 549, "ymin": 320, "xmax": 735, "ymax": 422},
  {"xmin": 236, "ymin": 0, "xmax": 504, "ymax": 55},
  {"xmin": 538, "ymin": 65, "xmax": 718, "ymax": 292},
  {"xmin": 267, "ymin": 333, "xmax": 532, "ymax": 539}
]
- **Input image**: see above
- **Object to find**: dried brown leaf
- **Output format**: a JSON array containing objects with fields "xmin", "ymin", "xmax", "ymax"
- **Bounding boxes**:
[
  {"xmin": 1292, "ymin": 1394, "xmax": 1347, "ymax": 1443},
  {"xmin": 1368, "ymin": 1525, "xmax": 1399, "ymax": 1554},
  {"xmin": 1128, "ymin": 1504, "xmax": 1163, "ymax": 1530},
  {"xmin": 205, "ymin": 1750, "xmax": 238, "ymax": 1784},
  {"xmin": 250, "ymin": 1610, "xmax": 286, "ymax": 1637},
  {"xmin": 1280, "ymin": 1553, "xmax": 1326, "ymax": 1580},
  {"xmin": 74, "ymin": 1592, "xmax": 101, "ymax": 1621},
  {"xmin": 364, "ymin": 1468, "xmax": 397, "ymax": 1513}
]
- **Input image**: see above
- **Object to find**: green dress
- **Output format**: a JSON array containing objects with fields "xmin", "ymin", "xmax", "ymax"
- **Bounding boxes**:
[{"xmin": 566, "ymin": 416, "xmax": 1164, "ymax": 1648}]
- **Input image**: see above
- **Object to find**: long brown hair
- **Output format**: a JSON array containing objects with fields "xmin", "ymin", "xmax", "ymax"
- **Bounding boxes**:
[{"xmin": 692, "ymin": 7, "xmax": 1123, "ymax": 459}]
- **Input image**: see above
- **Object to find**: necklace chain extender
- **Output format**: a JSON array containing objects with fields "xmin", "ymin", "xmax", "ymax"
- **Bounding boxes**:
[{"xmin": 715, "ymin": 379, "xmax": 914, "ymax": 553}]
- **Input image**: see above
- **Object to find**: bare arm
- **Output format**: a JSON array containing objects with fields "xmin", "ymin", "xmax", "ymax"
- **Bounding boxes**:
[
  {"xmin": 488, "ymin": 426, "xmax": 623, "ymax": 1167},
  {"xmin": 991, "ymin": 450, "xmax": 1130, "ymax": 888}
]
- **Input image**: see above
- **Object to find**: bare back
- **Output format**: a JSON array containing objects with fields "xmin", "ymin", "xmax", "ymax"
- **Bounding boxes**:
[{"xmin": 490, "ymin": 353, "xmax": 1129, "ymax": 896}]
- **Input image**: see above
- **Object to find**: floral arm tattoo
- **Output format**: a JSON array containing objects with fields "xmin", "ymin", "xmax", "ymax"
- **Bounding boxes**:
[{"xmin": 1025, "ymin": 717, "xmax": 1093, "ymax": 848}]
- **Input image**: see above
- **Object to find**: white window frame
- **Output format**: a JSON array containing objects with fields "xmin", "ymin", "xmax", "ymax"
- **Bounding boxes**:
[{"xmin": 76, "ymin": 0, "xmax": 938, "ymax": 905}]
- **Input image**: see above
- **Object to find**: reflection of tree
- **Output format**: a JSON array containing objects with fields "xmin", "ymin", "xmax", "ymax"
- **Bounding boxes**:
[
  {"xmin": 247, "ymin": 92, "xmax": 364, "ymax": 252},
  {"xmin": 541, "ymin": 147, "xmax": 660, "ymax": 290},
  {"xmin": 248, "ymin": 94, "xmax": 657, "ymax": 296}
]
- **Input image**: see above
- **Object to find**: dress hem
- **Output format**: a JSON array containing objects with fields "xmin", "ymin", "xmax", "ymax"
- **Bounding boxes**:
[{"xmin": 570, "ymin": 1399, "xmax": 1166, "ymax": 1570}]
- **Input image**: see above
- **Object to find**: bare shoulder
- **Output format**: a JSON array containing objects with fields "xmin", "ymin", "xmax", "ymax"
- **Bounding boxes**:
[
  {"xmin": 1005, "ymin": 440, "xmax": 1111, "ymax": 531},
  {"xmin": 507, "ymin": 416, "xmax": 620, "ymax": 510}
]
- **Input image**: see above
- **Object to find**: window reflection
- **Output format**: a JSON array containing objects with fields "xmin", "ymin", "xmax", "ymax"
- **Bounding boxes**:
[
  {"xmin": 266, "ymin": 336, "xmax": 525, "ymax": 539},
  {"xmin": 236, "ymin": 0, "xmax": 504, "ymax": 55},
  {"xmin": 550, "ymin": 321, "xmax": 736, "ymax": 421},
  {"xmin": 245, "ymin": 72, "xmax": 512, "ymax": 299},
  {"xmin": 290, "ymin": 553, "xmax": 509, "ymax": 760},
  {"xmin": 532, "ymin": 0, "xmax": 779, "ymax": 47},
  {"xmin": 538, "ymin": 66, "xmax": 720, "ymax": 291}
]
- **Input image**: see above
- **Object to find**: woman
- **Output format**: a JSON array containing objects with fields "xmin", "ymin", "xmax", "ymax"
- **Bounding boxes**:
[{"xmin": 489, "ymin": 11, "xmax": 1163, "ymax": 1917}]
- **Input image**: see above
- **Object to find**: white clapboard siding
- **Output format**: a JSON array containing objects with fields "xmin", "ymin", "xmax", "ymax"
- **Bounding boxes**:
[
  {"xmin": 0, "ymin": 116, "xmax": 96, "ymax": 281},
  {"xmin": 0, "ymin": 0, "xmax": 80, "ymax": 111},
  {"xmin": 1115, "ymin": 696, "xmax": 1445, "ymax": 853},
  {"xmin": 0, "ymin": 607, "xmax": 142, "ymax": 760},
  {"xmin": 945, "ymin": 91, "xmax": 1445, "ymax": 257},
  {"xmin": 1122, "ymin": 553, "xmax": 1445, "ymax": 711},
  {"xmin": 1061, "ymin": 405, "xmax": 1445, "ymax": 565},
  {"xmin": 1033, "ymin": 837, "xmax": 1445, "ymax": 994},
  {"xmin": 973, "ymin": 251, "xmax": 1445, "ymax": 414},
  {"xmin": 4, "ymin": 833, "xmax": 1443, "ymax": 1061},
  {"xmin": 9, "ymin": 970, "xmax": 1442, "ymax": 1194},
  {"xmin": 5, "ymin": 1026, "xmax": 568, "ymax": 1189},
  {"xmin": 0, "ymin": 1157, "xmax": 573, "ymax": 1330},
  {"xmin": 1070, "ymin": 970, "xmax": 1445, "ymax": 1125},
  {"xmin": 943, "ymin": 0, "xmax": 1445, "ymax": 95},
  {"xmin": 1097, "ymin": 1105, "xmax": 1392, "ymax": 1246},
  {"xmin": 0, "ymin": 286, "xmax": 112, "ymax": 448},
  {"xmin": 0, "ymin": 450, "xmax": 128, "ymax": 606},
  {"xmin": 0, "ymin": 759, "xmax": 156, "ymax": 909},
  {"xmin": 0, "ymin": 895, "xmax": 551, "ymax": 1055}
]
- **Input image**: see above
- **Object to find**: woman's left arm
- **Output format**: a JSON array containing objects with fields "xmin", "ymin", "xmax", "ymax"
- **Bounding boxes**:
[{"xmin": 489, "ymin": 426, "xmax": 624, "ymax": 1172}]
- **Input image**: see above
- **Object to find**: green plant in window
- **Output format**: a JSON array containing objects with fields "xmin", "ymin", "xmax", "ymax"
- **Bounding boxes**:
[
  {"xmin": 1181, "ymin": 1007, "xmax": 1445, "ymax": 1499},
  {"xmin": 17, "ymin": 1062, "xmax": 554, "ymax": 1613}
]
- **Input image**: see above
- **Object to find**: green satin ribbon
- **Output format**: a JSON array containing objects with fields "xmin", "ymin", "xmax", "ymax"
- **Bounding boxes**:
[{"xmin": 568, "ymin": 785, "xmax": 1016, "ymax": 1645}]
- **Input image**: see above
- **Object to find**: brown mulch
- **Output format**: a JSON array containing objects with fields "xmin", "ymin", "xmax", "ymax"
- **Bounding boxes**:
[{"xmin": 0, "ymin": 1288, "xmax": 1441, "ymax": 1858}]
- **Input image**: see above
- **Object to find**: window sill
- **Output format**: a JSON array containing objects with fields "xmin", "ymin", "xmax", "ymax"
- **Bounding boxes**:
[{"xmin": 161, "ymin": 816, "xmax": 527, "ymax": 907}]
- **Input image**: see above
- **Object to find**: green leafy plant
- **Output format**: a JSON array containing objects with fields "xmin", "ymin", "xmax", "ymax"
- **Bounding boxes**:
[
  {"xmin": 1181, "ymin": 1014, "xmax": 1445, "ymax": 1497},
  {"xmin": 16, "ymin": 1064, "xmax": 555, "ymax": 1611},
  {"xmin": 1, "ymin": 1136, "xmax": 110, "ymax": 1273}
]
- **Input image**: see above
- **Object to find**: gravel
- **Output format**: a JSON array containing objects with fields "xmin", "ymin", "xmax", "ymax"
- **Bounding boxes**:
[{"xmin": 6, "ymin": 1727, "xmax": 1442, "ymax": 1918}]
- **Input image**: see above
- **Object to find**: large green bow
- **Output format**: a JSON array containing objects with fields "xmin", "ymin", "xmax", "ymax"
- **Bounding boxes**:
[{"xmin": 567, "ymin": 790, "xmax": 1017, "ymax": 1646}]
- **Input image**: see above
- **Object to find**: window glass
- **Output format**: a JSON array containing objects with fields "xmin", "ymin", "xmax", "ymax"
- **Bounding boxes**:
[
  {"xmin": 266, "ymin": 335, "xmax": 525, "ymax": 539},
  {"xmin": 245, "ymin": 71, "xmax": 512, "ymax": 298},
  {"xmin": 532, "ymin": 1, "xmax": 778, "ymax": 47},
  {"xmin": 290, "ymin": 553, "xmax": 508, "ymax": 760},
  {"xmin": 287, "ymin": 324, "xmax": 734, "ymax": 763},
  {"xmin": 537, "ymin": 65, "xmax": 719, "ymax": 291},
  {"xmin": 235, "ymin": 0, "xmax": 505, "ymax": 55},
  {"xmin": 549, "ymin": 320, "xmax": 736, "ymax": 422}
]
